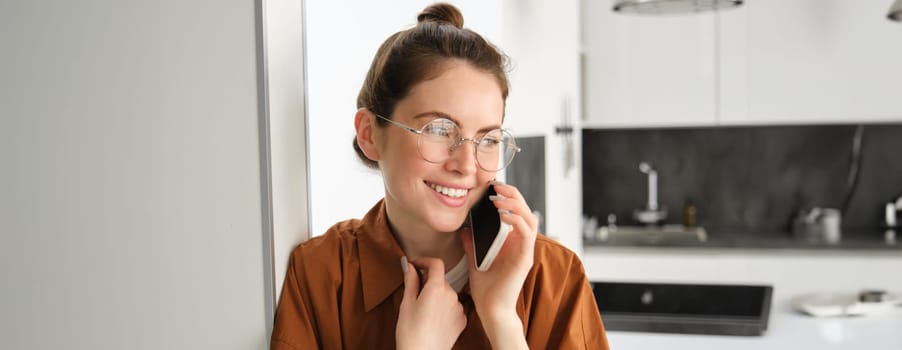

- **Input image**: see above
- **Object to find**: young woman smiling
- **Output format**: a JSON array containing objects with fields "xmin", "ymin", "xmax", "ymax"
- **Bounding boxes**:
[{"xmin": 271, "ymin": 3, "xmax": 609, "ymax": 349}]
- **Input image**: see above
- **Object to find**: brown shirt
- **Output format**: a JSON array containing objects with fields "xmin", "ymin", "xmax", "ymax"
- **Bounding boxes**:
[{"xmin": 271, "ymin": 200, "xmax": 610, "ymax": 349}]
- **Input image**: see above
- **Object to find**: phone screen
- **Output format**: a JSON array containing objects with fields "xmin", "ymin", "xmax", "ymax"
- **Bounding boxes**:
[{"xmin": 470, "ymin": 185, "xmax": 508, "ymax": 270}]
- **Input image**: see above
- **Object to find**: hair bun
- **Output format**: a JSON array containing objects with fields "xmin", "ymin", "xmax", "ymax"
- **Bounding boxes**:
[{"xmin": 417, "ymin": 3, "xmax": 464, "ymax": 29}]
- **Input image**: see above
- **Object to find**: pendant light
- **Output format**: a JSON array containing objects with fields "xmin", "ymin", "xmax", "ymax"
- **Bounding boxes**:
[
  {"xmin": 890, "ymin": 0, "xmax": 902, "ymax": 21},
  {"xmin": 613, "ymin": 0, "xmax": 743, "ymax": 15}
]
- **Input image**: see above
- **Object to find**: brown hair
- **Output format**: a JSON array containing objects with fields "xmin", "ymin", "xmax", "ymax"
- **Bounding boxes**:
[{"xmin": 353, "ymin": 2, "xmax": 510, "ymax": 169}]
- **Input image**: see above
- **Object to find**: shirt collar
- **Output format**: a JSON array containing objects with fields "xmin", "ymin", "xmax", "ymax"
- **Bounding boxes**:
[{"xmin": 357, "ymin": 199, "xmax": 406, "ymax": 311}]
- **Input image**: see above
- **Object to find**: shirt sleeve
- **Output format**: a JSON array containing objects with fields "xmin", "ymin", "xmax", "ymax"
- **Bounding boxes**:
[
  {"xmin": 571, "ymin": 258, "xmax": 610, "ymax": 349},
  {"xmin": 527, "ymin": 249, "xmax": 610, "ymax": 349},
  {"xmin": 270, "ymin": 249, "xmax": 321, "ymax": 350}
]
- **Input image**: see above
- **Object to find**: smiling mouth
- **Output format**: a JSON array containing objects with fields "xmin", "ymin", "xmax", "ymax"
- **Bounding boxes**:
[{"xmin": 426, "ymin": 182, "xmax": 469, "ymax": 198}]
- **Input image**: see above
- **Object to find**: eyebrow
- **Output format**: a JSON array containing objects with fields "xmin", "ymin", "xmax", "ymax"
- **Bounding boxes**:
[{"xmin": 412, "ymin": 111, "xmax": 502, "ymax": 134}]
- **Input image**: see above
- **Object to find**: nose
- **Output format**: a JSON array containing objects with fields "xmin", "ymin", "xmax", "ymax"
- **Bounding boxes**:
[{"xmin": 445, "ymin": 138, "xmax": 479, "ymax": 174}]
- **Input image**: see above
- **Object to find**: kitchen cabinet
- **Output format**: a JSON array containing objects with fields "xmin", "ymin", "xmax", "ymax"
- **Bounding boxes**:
[
  {"xmin": 582, "ymin": 0, "xmax": 718, "ymax": 128},
  {"xmin": 582, "ymin": 0, "xmax": 902, "ymax": 128},
  {"xmin": 719, "ymin": 0, "xmax": 902, "ymax": 125}
]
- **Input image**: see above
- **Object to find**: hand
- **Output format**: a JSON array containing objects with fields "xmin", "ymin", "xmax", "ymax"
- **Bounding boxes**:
[
  {"xmin": 396, "ymin": 257, "xmax": 467, "ymax": 350},
  {"xmin": 460, "ymin": 182, "xmax": 538, "ymax": 349}
]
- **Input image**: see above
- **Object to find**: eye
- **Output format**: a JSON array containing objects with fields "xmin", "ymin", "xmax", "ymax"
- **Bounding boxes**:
[
  {"xmin": 477, "ymin": 129, "xmax": 507, "ymax": 149},
  {"xmin": 423, "ymin": 119, "xmax": 457, "ymax": 138},
  {"xmin": 479, "ymin": 136, "xmax": 500, "ymax": 146}
]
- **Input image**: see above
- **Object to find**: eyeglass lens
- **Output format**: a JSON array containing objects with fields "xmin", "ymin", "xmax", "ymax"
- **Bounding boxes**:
[{"xmin": 416, "ymin": 118, "xmax": 518, "ymax": 171}]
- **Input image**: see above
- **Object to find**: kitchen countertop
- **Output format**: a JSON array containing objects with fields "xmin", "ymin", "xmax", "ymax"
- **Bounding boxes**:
[
  {"xmin": 582, "ymin": 247, "xmax": 902, "ymax": 349},
  {"xmin": 606, "ymin": 307, "xmax": 902, "ymax": 350},
  {"xmin": 584, "ymin": 230, "xmax": 902, "ymax": 250}
]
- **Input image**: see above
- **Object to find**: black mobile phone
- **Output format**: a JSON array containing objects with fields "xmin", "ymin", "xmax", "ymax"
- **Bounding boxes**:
[{"xmin": 469, "ymin": 185, "xmax": 511, "ymax": 271}]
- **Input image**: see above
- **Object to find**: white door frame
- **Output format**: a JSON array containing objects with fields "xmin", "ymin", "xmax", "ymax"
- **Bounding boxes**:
[{"xmin": 256, "ymin": 0, "xmax": 311, "ymax": 339}]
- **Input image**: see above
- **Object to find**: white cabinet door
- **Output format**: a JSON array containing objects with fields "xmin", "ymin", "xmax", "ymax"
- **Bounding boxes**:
[
  {"xmin": 719, "ymin": 0, "xmax": 902, "ymax": 125},
  {"xmin": 583, "ymin": 0, "xmax": 718, "ymax": 128}
]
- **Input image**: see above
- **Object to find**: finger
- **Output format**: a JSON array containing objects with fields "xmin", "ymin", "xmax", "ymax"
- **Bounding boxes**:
[
  {"xmin": 407, "ymin": 257, "xmax": 446, "ymax": 289},
  {"xmin": 491, "ymin": 183, "xmax": 538, "ymax": 231},
  {"xmin": 490, "ymin": 196, "xmax": 537, "ymax": 232},
  {"xmin": 500, "ymin": 208, "xmax": 536, "ymax": 237},
  {"xmin": 499, "ymin": 210, "xmax": 538, "ymax": 255},
  {"xmin": 400, "ymin": 256, "xmax": 420, "ymax": 305},
  {"xmin": 490, "ymin": 181, "xmax": 525, "ymax": 202},
  {"xmin": 455, "ymin": 303, "xmax": 469, "ymax": 332}
]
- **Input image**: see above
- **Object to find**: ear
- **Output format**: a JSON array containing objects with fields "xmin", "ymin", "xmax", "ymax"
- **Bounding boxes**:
[{"xmin": 354, "ymin": 108, "xmax": 381, "ymax": 162}]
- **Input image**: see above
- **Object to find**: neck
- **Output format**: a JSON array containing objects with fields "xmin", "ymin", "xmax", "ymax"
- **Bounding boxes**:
[{"xmin": 385, "ymin": 209, "xmax": 464, "ymax": 273}]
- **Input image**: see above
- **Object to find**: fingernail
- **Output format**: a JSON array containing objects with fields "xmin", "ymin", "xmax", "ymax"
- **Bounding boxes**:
[
  {"xmin": 498, "ymin": 209, "xmax": 513, "ymax": 215},
  {"xmin": 401, "ymin": 256, "xmax": 408, "ymax": 273},
  {"xmin": 489, "ymin": 195, "xmax": 506, "ymax": 201},
  {"xmin": 490, "ymin": 180, "xmax": 505, "ymax": 186}
]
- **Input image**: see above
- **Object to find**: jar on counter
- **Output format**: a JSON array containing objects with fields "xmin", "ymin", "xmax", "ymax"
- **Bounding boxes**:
[{"xmin": 682, "ymin": 201, "xmax": 697, "ymax": 228}]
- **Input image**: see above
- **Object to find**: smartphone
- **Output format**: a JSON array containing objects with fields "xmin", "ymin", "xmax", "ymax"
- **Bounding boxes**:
[{"xmin": 469, "ymin": 185, "xmax": 511, "ymax": 272}]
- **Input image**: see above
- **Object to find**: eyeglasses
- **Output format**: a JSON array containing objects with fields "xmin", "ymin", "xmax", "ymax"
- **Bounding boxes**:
[{"xmin": 373, "ymin": 113, "xmax": 521, "ymax": 172}]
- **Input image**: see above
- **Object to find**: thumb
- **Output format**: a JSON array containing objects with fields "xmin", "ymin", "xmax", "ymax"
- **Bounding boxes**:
[{"xmin": 400, "ymin": 256, "xmax": 420, "ymax": 306}]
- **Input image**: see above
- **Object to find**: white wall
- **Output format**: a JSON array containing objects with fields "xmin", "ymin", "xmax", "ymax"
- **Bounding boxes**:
[
  {"xmin": 305, "ymin": 0, "xmax": 502, "ymax": 236},
  {"xmin": 501, "ymin": 0, "xmax": 584, "ymax": 255},
  {"xmin": 0, "ymin": 1, "xmax": 280, "ymax": 348}
]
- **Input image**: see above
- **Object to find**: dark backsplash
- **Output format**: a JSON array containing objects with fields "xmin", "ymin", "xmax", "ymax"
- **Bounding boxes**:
[{"xmin": 582, "ymin": 124, "xmax": 902, "ymax": 238}]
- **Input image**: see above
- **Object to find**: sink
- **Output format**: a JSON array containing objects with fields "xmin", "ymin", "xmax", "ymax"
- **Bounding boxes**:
[
  {"xmin": 592, "ymin": 281, "xmax": 773, "ymax": 336},
  {"xmin": 596, "ymin": 225, "xmax": 707, "ymax": 245}
]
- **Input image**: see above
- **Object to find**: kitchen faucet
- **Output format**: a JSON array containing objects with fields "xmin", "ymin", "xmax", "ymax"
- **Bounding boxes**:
[
  {"xmin": 884, "ymin": 196, "xmax": 902, "ymax": 245},
  {"xmin": 634, "ymin": 161, "xmax": 667, "ymax": 225},
  {"xmin": 640, "ymin": 162, "xmax": 659, "ymax": 210}
]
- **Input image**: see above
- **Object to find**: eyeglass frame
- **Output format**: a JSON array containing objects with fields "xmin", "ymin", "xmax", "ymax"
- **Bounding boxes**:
[{"xmin": 371, "ymin": 112, "xmax": 521, "ymax": 172}]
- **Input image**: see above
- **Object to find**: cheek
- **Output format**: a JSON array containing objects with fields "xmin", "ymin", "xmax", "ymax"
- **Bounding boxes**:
[
  {"xmin": 381, "ymin": 136, "xmax": 417, "ymax": 164},
  {"xmin": 477, "ymin": 169, "xmax": 497, "ymax": 184},
  {"xmin": 382, "ymin": 142, "xmax": 435, "ymax": 185}
]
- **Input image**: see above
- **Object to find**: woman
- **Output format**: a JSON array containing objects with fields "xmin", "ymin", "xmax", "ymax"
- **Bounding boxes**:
[{"xmin": 271, "ymin": 3, "xmax": 609, "ymax": 349}]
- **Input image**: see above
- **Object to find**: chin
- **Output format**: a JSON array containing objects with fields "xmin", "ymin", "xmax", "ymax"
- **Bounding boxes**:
[{"xmin": 429, "ymin": 214, "xmax": 468, "ymax": 233}]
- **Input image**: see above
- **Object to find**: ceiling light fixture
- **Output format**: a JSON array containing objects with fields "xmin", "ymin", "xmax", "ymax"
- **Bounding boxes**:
[
  {"xmin": 613, "ymin": 0, "xmax": 743, "ymax": 15},
  {"xmin": 889, "ymin": 0, "xmax": 902, "ymax": 22}
]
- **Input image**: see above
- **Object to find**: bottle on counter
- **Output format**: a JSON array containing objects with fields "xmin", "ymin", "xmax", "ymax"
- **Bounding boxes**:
[{"xmin": 682, "ymin": 199, "xmax": 697, "ymax": 228}]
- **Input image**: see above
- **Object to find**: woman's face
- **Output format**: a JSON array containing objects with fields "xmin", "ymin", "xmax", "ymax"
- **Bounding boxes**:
[{"xmin": 377, "ymin": 61, "xmax": 504, "ymax": 233}]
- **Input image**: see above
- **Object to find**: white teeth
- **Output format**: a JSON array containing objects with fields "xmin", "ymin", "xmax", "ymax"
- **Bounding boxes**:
[{"xmin": 430, "ymin": 183, "xmax": 468, "ymax": 198}]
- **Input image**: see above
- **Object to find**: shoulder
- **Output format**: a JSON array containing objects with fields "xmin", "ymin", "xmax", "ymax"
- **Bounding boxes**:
[
  {"xmin": 296, "ymin": 219, "xmax": 360, "ymax": 249},
  {"xmin": 533, "ymin": 234, "xmax": 585, "ymax": 274},
  {"xmin": 526, "ymin": 237, "xmax": 609, "ymax": 349},
  {"xmin": 288, "ymin": 218, "xmax": 362, "ymax": 272},
  {"xmin": 527, "ymin": 235, "xmax": 591, "ymax": 292}
]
